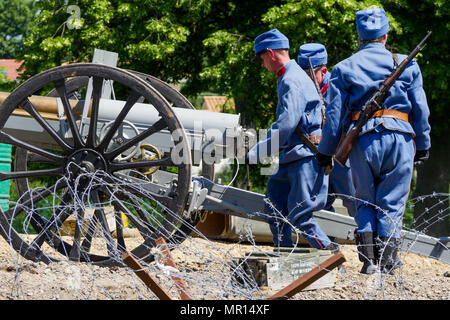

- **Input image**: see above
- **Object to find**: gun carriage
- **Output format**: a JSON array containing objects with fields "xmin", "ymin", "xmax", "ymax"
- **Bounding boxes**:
[{"xmin": 0, "ymin": 53, "xmax": 447, "ymax": 267}]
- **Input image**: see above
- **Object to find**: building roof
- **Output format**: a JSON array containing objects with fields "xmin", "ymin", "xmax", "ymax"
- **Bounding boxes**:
[
  {"xmin": 0, "ymin": 59, "xmax": 24, "ymax": 80},
  {"xmin": 202, "ymin": 95, "xmax": 235, "ymax": 113}
]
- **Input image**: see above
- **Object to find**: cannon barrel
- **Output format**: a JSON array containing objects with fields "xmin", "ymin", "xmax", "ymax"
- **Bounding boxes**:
[
  {"xmin": 0, "ymin": 91, "xmax": 81, "ymax": 120},
  {"xmin": 0, "ymin": 91, "xmax": 246, "ymax": 164}
]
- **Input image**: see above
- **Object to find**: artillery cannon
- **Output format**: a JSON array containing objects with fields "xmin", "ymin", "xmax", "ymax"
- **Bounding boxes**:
[{"xmin": 0, "ymin": 59, "xmax": 448, "ymax": 267}]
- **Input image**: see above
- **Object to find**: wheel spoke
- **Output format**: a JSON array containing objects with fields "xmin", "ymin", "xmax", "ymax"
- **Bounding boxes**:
[
  {"xmin": 69, "ymin": 207, "xmax": 84, "ymax": 261},
  {"xmin": 53, "ymin": 79, "xmax": 85, "ymax": 148},
  {"xmin": 31, "ymin": 190, "xmax": 74, "ymax": 249},
  {"xmin": 0, "ymin": 131, "xmax": 65, "ymax": 164},
  {"xmin": 108, "ymin": 157, "xmax": 174, "ymax": 172},
  {"xmin": 91, "ymin": 189, "xmax": 116, "ymax": 256},
  {"xmin": 20, "ymin": 99, "xmax": 73, "ymax": 153},
  {"xmin": 115, "ymin": 177, "xmax": 176, "ymax": 210},
  {"xmin": 127, "ymin": 196, "xmax": 158, "ymax": 231},
  {"xmin": 80, "ymin": 212, "xmax": 98, "ymax": 254},
  {"xmin": 99, "ymin": 188, "xmax": 127, "ymax": 251},
  {"xmin": 104, "ymin": 118, "xmax": 167, "ymax": 160},
  {"xmin": 4, "ymin": 180, "xmax": 68, "ymax": 220},
  {"xmin": 97, "ymin": 90, "xmax": 142, "ymax": 152},
  {"xmin": 86, "ymin": 76, "xmax": 104, "ymax": 148},
  {"xmin": 110, "ymin": 192, "xmax": 156, "ymax": 243},
  {"xmin": 26, "ymin": 152, "xmax": 60, "ymax": 164},
  {"xmin": 0, "ymin": 167, "xmax": 63, "ymax": 182},
  {"xmin": 112, "ymin": 203, "xmax": 126, "ymax": 251}
]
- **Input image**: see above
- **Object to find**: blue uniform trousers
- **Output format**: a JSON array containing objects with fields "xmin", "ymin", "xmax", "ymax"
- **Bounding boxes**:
[
  {"xmin": 325, "ymin": 162, "xmax": 357, "ymax": 217},
  {"xmin": 265, "ymin": 156, "xmax": 331, "ymax": 249},
  {"xmin": 350, "ymin": 127, "xmax": 414, "ymax": 238}
]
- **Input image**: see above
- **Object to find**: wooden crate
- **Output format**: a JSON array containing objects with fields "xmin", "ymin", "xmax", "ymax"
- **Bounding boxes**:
[{"xmin": 234, "ymin": 248, "xmax": 337, "ymax": 291}]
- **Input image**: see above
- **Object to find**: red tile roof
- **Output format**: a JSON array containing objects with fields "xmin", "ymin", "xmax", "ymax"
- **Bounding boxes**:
[
  {"xmin": 202, "ymin": 96, "xmax": 235, "ymax": 113},
  {"xmin": 0, "ymin": 59, "xmax": 24, "ymax": 80}
]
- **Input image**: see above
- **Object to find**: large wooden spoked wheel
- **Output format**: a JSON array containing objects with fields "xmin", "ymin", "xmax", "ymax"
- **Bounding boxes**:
[
  {"xmin": 0, "ymin": 63, "xmax": 192, "ymax": 266},
  {"xmin": 14, "ymin": 70, "xmax": 214, "ymax": 250}
]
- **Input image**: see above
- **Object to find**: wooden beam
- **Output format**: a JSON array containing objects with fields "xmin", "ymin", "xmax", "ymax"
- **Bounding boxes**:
[
  {"xmin": 121, "ymin": 250, "xmax": 172, "ymax": 300},
  {"xmin": 155, "ymin": 237, "xmax": 192, "ymax": 300},
  {"xmin": 269, "ymin": 252, "xmax": 346, "ymax": 300}
]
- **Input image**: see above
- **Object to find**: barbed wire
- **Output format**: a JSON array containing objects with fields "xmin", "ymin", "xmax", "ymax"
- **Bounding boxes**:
[{"xmin": 0, "ymin": 166, "xmax": 448, "ymax": 300}]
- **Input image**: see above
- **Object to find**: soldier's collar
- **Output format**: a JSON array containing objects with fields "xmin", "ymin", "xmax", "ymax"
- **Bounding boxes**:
[
  {"xmin": 360, "ymin": 42, "xmax": 386, "ymax": 50},
  {"xmin": 276, "ymin": 65, "xmax": 286, "ymax": 79}
]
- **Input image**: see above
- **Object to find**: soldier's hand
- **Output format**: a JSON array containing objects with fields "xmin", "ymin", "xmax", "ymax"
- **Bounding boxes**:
[
  {"xmin": 414, "ymin": 149, "xmax": 429, "ymax": 166},
  {"xmin": 315, "ymin": 152, "xmax": 333, "ymax": 168}
]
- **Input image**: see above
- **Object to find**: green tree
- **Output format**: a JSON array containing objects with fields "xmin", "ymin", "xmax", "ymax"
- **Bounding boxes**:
[
  {"xmin": 21, "ymin": 0, "xmax": 267, "ymax": 81},
  {"xmin": 0, "ymin": 0, "xmax": 36, "ymax": 58},
  {"xmin": 0, "ymin": 72, "xmax": 17, "ymax": 92}
]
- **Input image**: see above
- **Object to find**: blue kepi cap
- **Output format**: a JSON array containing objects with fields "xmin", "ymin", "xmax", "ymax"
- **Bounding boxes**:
[
  {"xmin": 356, "ymin": 8, "xmax": 390, "ymax": 40},
  {"xmin": 254, "ymin": 29, "xmax": 289, "ymax": 54},
  {"xmin": 297, "ymin": 43, "xmax": 327, "ymax": 69}
]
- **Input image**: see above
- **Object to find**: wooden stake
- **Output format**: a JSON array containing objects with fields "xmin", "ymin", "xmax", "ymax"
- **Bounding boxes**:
[
  {"xmin": 121, "ymin": 250, "xmax": 172, "ymax": 300},
  {"xmin": 155, "ymin": 237, "xmax": 192, "ymax": 300},
  {"xmin": 269, "ymin": 252, "xmax": 346, "ymax": 300}
]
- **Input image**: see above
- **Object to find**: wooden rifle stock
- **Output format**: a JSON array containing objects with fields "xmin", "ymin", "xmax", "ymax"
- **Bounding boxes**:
[{"xmin": 334, "ymin": 31, "xmax": 432, "ymax": 165}]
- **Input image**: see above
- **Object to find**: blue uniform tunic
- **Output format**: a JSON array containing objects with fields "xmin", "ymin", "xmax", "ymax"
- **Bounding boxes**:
[
  {"xmin": 248, "ymin": 61, "xmax": 323, "ymax": 164},
  {"xmin": 248, "ymin": 59, "xmax": 331, "ymax": 248},
  {"xmin": 318, "ymin": 42, "xmax": 431, "ymax": 238},
  {"xmin": 321, "ymin": 71, "xmax": 357, "ymax": 217}
]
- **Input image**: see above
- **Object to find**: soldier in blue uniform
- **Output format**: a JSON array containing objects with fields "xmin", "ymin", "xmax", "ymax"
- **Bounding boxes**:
[
  {"xmin": 248, "ymin": 29, "xmax": 336, "ymax": 251},
  {"xmin": 297, "ymin": 43, "xmax": 357, "ymax": 218},
  {"xmin": 316, "ymin": 8, "xmax": 431, "ymax": 274}
]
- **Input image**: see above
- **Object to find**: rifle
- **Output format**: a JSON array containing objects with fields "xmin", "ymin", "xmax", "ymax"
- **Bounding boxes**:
[
  {"xmin": 293, "ymin": 57, "xmax": 335, "ymax": 175},
  {"xmin": 334, "ymin": 31, "xmax": 432, "ymax": 166},
  {"xmin": 307, "ymin": 56, "xmax": 326, "ymax": 126},
  {"xmin": 295, "ymin": 127, "xmax": 334, "ymax": 175},
  {"xmin": 296, "ymin": 57, "xmax": 345, "ymax": 175}
]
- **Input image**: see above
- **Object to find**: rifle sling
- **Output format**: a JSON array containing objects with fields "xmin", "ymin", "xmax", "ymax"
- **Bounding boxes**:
[
  {"xmin": 295, "ymin": 126, "xmax": 321, "ymax": 154},
  {"xmin": 393, "ymin": 53, "xmax": 399, "ymax": 68}
]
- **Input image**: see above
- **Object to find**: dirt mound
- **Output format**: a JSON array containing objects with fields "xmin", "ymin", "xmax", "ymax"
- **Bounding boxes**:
[{"xmin": 0, "ymin": 234, "xmax": 448, "ymax": 300}]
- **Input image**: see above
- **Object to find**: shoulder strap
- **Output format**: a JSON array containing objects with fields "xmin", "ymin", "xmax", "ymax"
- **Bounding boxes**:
[{"xmin": 392, "ymin": 53, "xmax": 399, "ymax": 68}]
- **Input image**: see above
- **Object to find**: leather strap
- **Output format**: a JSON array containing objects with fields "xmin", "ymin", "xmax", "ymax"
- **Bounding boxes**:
[
  {"xmin": 351, "ymin": 109, "xmax": 409, "ymax": 122},
  {"xmin": 393, "ymin": 53, "xmax": 399, "ymax": 68}
]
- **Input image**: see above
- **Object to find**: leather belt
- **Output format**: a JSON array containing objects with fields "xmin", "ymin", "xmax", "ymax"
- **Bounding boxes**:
[
  {"xmin": 308, "ymin": 134, "xmax": 321, "ymax": 145},
  {"xmin": 351, "ymin": 109, "xmax": 409, "ymax": 122}
]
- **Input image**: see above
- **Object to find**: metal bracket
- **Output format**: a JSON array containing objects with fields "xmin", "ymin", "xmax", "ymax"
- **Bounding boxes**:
[{"xmin": 185, "ymin": 179, "xmax": 208, "ymax": 218}]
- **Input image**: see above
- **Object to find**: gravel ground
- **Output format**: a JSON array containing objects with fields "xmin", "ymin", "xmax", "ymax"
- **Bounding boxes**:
[{"xmin": 0, "ymin": 232, "xmax": 448, "ymax": 301}]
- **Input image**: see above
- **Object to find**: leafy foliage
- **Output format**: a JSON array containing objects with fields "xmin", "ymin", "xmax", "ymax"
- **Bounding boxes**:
[
  {"xmin": 0, "ymin": 0, "xmax": 36, "ymax": 58},
  {"xmin": 0, "ymin": 72, "xmax": 17, "ymax": 92},
  {"xmin": 381, "ymin": 0, "xmax": 450, "ymax": 137}
]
